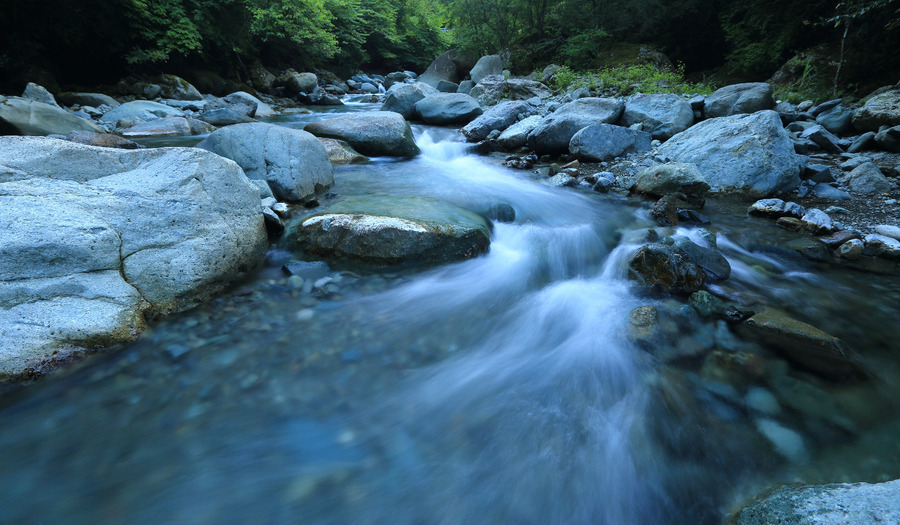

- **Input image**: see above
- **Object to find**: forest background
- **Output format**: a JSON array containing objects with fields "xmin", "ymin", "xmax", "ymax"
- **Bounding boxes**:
[{"xmin": 0, "ymin": 0, "xmax": 897, "ymax": 97}]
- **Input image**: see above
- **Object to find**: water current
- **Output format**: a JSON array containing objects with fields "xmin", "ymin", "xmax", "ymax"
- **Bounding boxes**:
[{"xmin": 1, "ymin": 102, "xmax": 899, "ymax": 524}]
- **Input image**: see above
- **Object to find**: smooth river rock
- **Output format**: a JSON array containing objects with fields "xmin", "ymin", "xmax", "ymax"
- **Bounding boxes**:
[
  {"xmin": 527, "ymin": 98, "xmax": 625, "ymax": 155},
  {"xmin": 658, "ymin": 110, "xmax": 804, "ymax": 196},
  {"xmin": 304, "ymin": 111, "xmax": 420, "ymax": 157},
  {"xmin": 414, "ymin": 93, "xmax": 483, "ymax": 125},
  {"xmin": 461, "ymin": 100, "xmax": 538, "ymax": 142},
  {"xmin": 619, "ymin": 93, "xmax": 693, "ymax": 139},
  {"xmin": 0, "ymin": 137, "xmax": 267, "ymax": 380},
  {"xmin": 703, "ymin": 82, "xmax": 774, "ymax": 118},
  {"xmin": 0, "ymin": 96, "xmax": 102, "ymax": 135},
  {"xmin": 198, "ymin": 123, "xmax": 334, "ymax": 203},
  {"xmin": 288, "ymin": 195, "xmax": 491, "ymax": 265},
  {"xmin": 569, "ymin": 124, "xmax": 651, "ymax": 162},
  {"xmin": 851, "ymin": 89, "xmax": 900, "ymax": 131}
]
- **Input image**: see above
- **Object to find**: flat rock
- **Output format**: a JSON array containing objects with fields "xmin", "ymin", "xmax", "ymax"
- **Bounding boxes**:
[
  {"xmin": 288, "ymin": 195, "xmax": 491, "ymax": 265},
  {"xmin": 304, "ymin": 111, "xmax": 420, "ymax": 157},
  {"xmin": 100, "ymin": 100, "xmax": 183, "ymax": 124},
  {"xmin": 497, "ymin": 115, "xmax": 543, "ymax": 150},
  {"xmin": 748, "ymin": 198, "xmax": 806, "ymax": 219},
  {"xmin": 120, "ymin": 116, "xmax": 193, "ymax": 137},
  {"xmin": 843, "ymin": 162, "xmax": 891, "ymax": 195},
  {"xmin": 742, "ymin": 310, "xmax": 855, "ymax": 378}
]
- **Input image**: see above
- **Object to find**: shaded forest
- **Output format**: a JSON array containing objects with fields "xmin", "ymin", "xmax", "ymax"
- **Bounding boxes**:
[{"xmin": 0, "ymin": 0, "xmax": 897, "ymax": 94}]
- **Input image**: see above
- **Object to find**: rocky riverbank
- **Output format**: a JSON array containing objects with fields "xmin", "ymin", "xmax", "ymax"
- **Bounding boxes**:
[{"xmin": 2, "ymin": 50, "xmax": 900, "ymax": 523}]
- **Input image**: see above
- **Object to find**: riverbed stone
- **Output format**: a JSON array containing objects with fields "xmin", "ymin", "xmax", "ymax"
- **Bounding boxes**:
[
  {"xmin": 100, "ymin": 100, "xmax": 183, "ymax": 125},
  {"xmin": 461, "ymin": 100, "xmax": 538, "ymax": 142},
  {"xmin": 304, "ymin": 111, "xmax": 420, "ymax": 157},
  {"xmin": 736, "ymin": 479, "xmax": 900, "ymax": 525},
  {"xmin": 632, "ymin": 163, "xmax": 710, "ymax": 204},
  {"xmin": 414, "ymin": 93, "xmax": 483, "ymax": 125},
  {"xmin": 815, "ymin": 105, "xmax": 854, "ymax": 135},
  {"xmin": 657, "ymin": 110, "xmax": 804, "ymax": 196},
  {"xmin": 0, "ymin": 136, "xmax": 267, "ymax": 380},
  {"xmin": 843, "ymin": 162, "xmax": 891, "ymax": 195},
  {"xmin": 470, "ymin": 55, "xmax": 503, "ymax": 84},
  {"xmin": 22, "ymin": 82, "xmax": 59, "ymax": 107},
  {"xmin": 275, "ymin": 72, "xmax": 318, "ymax": 96},
  {"xmin": 198, "ymin": 123, "xmax": 333, "ymax": 203},
  {"xmin": 497, "ymin": 115, "xmax": 543, "ymax": 149},
  {"xmin": 620, "ymin": 93, "xmax": 693, "ymax": 139},
  {"xmin": 120, "ymin": 116, "xmax": 193, "ymax": 137},
  {"xmin": 381, "ymin": 82, "xmax": 439, "ymax": 120},
  {"xmin": 741, "ymin": 310, "xmax": 855, "ymax": 378},
  {"xmin": 419, "ymin": 50, "xmax": 461, "ymax": 88},
  {"xmin": 65, "ymin": 131, "xmax": 139, "ymax": 149},
  {"xmin": 673, "ymin": 237, "xmax": 731, "ymax": 282},
  {"xmin": 800, "ymin": 208, "xmax": 834, "ymax": 235},
  {"xmin": 874, "ymin": 224, "xmax": 900, "ymax": 241},
  {"xmin": 627, "ymin": 243, "xmax": 706, "ymax": 294},
  {"xmin": 703, "ymin": 82, "xmax": 774, "ymax": 118},
  {"xmin": 0, "ymin": 96, "xmax": 102, "ymax": 135},
  {"xmin": 569, "ymin": 124, "xmax": 651, "ymax": 162},
  {"xmin": 288, "ymin": 195, "xmax": 491, "ymax": 265},
  {"xmin": 800, "ymin": 124, "xmax": 844, "ymax": 153},
  {"xmin": 57, "ymin": 92, "xmax": 120, "ymax": 108},
  {"xmin": 469, "ymin": 75, "xmax": 552, "ymax": 105},
  {"xmin": 223, "ymin": 91, "xmax": 276, "ymax": 117},
  {"xmin": 838, "ymin": 239, "xmax": 865, "ymax": 260},
  {"xmin": 874, "ymin": 125, "xmax": 900, "ymax": 152},
  {"xmin": 155, "ymin": 74, "xmax": 203, "ymax": 101},
  {"xmin": 198, "ymin": 107, "xmax": 255, "ymax": 126},
  {"xmin": 851, "ymin": 89, "xmax": 900, "ymax": 131},
  {"xmin": 318, "ymin": 138, "xmax": 369, "ymax": 165},
  {"xmin": 527, "ymin": 97, "xmax": 625, "ymax": 155}
]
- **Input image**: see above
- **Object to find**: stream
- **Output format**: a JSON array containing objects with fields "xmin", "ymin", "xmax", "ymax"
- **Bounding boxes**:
[{"xmin": 1, "ymin": 102, "xmax": 899, "ymax": 524}]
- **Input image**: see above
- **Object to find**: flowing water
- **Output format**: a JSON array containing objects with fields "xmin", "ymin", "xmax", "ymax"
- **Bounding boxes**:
[{"xmin": 2, "ymin": 103, "xmax": 900, "ymax": 524}]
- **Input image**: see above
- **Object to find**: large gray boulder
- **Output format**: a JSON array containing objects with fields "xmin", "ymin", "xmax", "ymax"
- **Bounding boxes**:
[
  {"xmin": 851, "ymin": 89, "xmax": 900, "ymax": 131},
  {"xmin": 198, "ymin": 123, "xmax": 333, "ymax": 203},
  {"xmin": 288, "ymin": 195, "xmax": 491, "ymax": 265},
  {"xmin": 703, "ymin": 82, "xmax": 774, "ymax": 118},
  {"xmin": 419, "ymin": 50, "xmax": 461, "ymax": 88},
  {"xmin": 527, "ymin": 97, "xmax": 625, "ymax": 155},
  {"xmin": 0, "ymin": 137, "xmax": 267, "ymax": 380},
  {"xmin": 497, "ymin": 115, "xmax": 543, "ymax": 150},
  {"xmin": 569, "ymin": 123, "xmax": 651, "ymax": 161},
  {"xmin": 658, "ymin": 110, "xmax": 804, "ymax": 196},
  {"xmin": 274, "ymin": 71, "xmax": 318, "ymax": 96},
  {"xmin": 620, "ymin": 93, "xmax": 693, "ymax": 139},
  {"xmin": 469, "ymin": 75, "xmax": 552, "ymax": 105},
  {"xmin": 0, "ymin": 96, "xmax": 102, "ymax": 135},
  {"xmin": 470, "ymin": 55, "xmax": 503, "ymax": 84},
  {"xmin": 304, "ymin": 111, "xmax": 420, "ymax": 157},
  {"xmin": 381, "ymin": 82, "xmax": 439, "ymax": 120},
  {"xmin": 415, "ymin": 93, "xmax": 483, "ymax": 125},
  {"xmin": 156, "ymin": 74, "xmax": 203, "ymax": 101},
  {"xmin": 736, "ymin": 479, "xmax": 900, "ymax": 524},
  {"xmin": 223, "ymin": 91, "xmax": 276, "ymax": 117},
  {"xmin": 842, "ymin": 162, "xmax": 891, "ymax": 195},
  {"xmin": 461, "ymin": 100, "xmax": 538, "ymax": 141},
  {"xmin": 99, "ymin": 100, "xmax": 183, "ymax": 125}
]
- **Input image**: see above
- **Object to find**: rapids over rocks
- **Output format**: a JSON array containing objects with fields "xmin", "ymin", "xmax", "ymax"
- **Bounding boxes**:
[{"xmin": 1, "ymin": 101, "xmax": 899, "ymax": 524}]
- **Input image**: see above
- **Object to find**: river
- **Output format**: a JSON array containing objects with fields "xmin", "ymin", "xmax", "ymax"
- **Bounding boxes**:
[{"xmin": 1, "ymin": 101, "xmax": 899, "ymax": 524}]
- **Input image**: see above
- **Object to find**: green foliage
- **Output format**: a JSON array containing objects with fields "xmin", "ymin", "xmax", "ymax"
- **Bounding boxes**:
[
  {"xmin": 551, "ymin": 64, "xmax": 714, "ymax": 96},
  {"xmin": 559, "ymin": 29, "xmax": 611, "ymax": 69}
]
